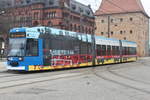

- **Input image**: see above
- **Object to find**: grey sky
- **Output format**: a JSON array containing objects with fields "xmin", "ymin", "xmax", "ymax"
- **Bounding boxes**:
[{"xmin": 76, "ymin": 0, "xmax": 150, "ymax": 16}]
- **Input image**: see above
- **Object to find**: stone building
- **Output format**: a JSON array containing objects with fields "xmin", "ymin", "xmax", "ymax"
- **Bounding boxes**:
[
  {"xmin": 6, "ymin": 0, "xmax": 95, "ymax": 34},
  {"xmin": 95, "ymin": 0, "xmax": 149, "ymax": 56}
]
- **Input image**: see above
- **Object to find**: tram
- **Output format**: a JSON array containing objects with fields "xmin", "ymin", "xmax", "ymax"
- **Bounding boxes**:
[{"xmin": 7, "ymin": 26, "xmax": 137, "ymax": 71}]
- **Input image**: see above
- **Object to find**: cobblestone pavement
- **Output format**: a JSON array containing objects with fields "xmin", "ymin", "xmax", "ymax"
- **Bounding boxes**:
[{"xmin": 0, "ymin": 57, "xmax": 150, "ymax": 100}]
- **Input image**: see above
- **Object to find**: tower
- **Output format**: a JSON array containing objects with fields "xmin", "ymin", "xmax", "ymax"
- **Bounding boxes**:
[{"xmin": 95, "ymin": 0, "xmax": 149, "ymax": 56}]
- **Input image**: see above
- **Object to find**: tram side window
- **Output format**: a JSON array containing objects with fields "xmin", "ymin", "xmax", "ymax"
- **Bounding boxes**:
[
  {"xmin": 126, "ymin": 47, "xmax": 129, "ymax": 55},
  {"xmin": 124, "ymin": 47, "xmax": 126, "ymax": 55},
  {"xmin": 26, "ymin": 39, "xmax": 38, "ymax": 56},
  {"xmin": 123, "ymin": 47, "xmax": 130, "ymax": 55},
  {"xmin": 107, "ymin": 45, "xmax": 111, "ymax": 56},
  {"xmin": 102, "ymin": 45, "xmax": 106, "ymax": 56},
  {"xmin": 80, "ymin": 43, "xmax": 87, "ymax": 54},
  {"xmin": 129, "ymin": 47, "xmax": 136, "ymax": 55},
  {"xmin": 129, "ymin": 47, "xmax": 131, "ymax": 55},
  {"xmin": 87, "ymin": 44, "xmax": 92, "ymax": 54},
  {"xmin": 112, "ymin": 46, "xmax": 116, "ymax": 55},
  {"xmin": 116, "ymin": 46, "xmax": 120, "ymax": 55},
  {"xmin": 122, "ymin": 47, "xmax": 125, "ymax": 55},
  {"xmin": 134, "ymin": 47, "xmax": 137, "ymax": 55},
  {"xmin": 96, "ymin": 45, "xmax": 101, "ymax": 56}
]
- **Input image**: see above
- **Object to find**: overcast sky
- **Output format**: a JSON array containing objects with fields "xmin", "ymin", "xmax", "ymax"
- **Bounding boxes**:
[{"xmin": 76, "ymin": 0, "xmax": 150, "ymax": 16}]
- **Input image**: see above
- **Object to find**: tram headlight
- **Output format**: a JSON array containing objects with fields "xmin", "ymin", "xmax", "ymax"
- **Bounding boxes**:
[
  {"xmin": 7, "ymin": 57, "xmax": 13, "ymax": 61},
  {"xmin": 18, "ymin": 57, "xmax": 23, "ymax": 61}
]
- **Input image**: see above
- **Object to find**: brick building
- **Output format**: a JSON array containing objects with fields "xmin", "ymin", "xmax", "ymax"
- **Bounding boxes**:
[
  {"xmin": 6, "ymin": 0, "xmax": 95, "ymax": 34},
  {"xmin": 0, "ymin": 0, "xmax": 11, "ymax": 57},
  {"xmin": 95, "ymin": 0, "xmax": 149, "ymax": 56}
]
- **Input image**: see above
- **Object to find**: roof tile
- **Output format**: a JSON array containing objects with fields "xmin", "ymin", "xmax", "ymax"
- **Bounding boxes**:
[{"xmin": 95, "ymin": 0, "xmax": 147, "ymax": 16}]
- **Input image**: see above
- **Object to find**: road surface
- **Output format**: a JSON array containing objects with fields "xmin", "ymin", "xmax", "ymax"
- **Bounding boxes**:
[{"xmin": 0, "ymin": 57, "xmax": 150, "ymax": 100}]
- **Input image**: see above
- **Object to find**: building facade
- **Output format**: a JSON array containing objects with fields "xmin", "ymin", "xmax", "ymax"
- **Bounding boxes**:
[
  {"xmin": 6, "ymin": 0, "xmax": 95, "ymax": 34},
  {"xmin": 95, "ymin": 0, "xmax": 149, "ymax": 56}
]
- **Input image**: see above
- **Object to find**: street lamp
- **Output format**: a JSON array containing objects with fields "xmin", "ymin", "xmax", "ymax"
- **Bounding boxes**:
[
  {"xmin": 0, "ymin": 11, "xmax": 5, "ymax": 15},
  {"xmin": 0, "ymin": 10, "xmax": 6, "ymax": 58}
]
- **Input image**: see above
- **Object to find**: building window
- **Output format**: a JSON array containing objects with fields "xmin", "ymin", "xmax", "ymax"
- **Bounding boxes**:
[
  {"xmin": 78, "ymin": 26, "xmax": 81, "ymax": 32},
  {"xmin": 101, "ymin": 20, "xmax": 104, "ymax": 23},
  {"xmin": 89, "ymin": 29, "xmax": 91, "ymax": 34},
  {"xmin": 70, "ymin": 24, "xmax": 73, "ymax": 31},
  {"xmin": 48, "ymin": 12, "xmax": 56, "ymax": 18},
  {"xmin": 85, "ymin": 27, "xmax": 88, "ymax": 33},
  {"xmin": 111, "ymin": 31, "xmax": 114, "ymax": 35},
  {"xmin": 120, "ymin": 31, "xmax": 123, "ymax": 34},
  {"xmin": 21, "ymin": 0, "xmax": 24, "ymax": 4},
  {"xmin": 44, "ymin": 12, "xmax": 48, "ymax": 19},
  {"xmin": 130, "ymin": 30, "xmax": 133, "ymax": 34},
  {"xmin": 79, "ymin": 7, "xmax": 84, "ymax": 13},
  {"xmin": 115, "ymin": 24, "xmax": 117, "ymax": 26},
  {"xmin": 86, "ymin": 10, "xmax": 90, "ymax": 15},
  {"xmin": 120, "ymin": 18, "xmax": 123, "ymax": 22},
  {"xmin": 26, "ymin": 0, "xmax": 31, "ymax": 4},
  {"xmin": 111, "ymin": 19, "xmax": 113, "ymax": 23},
  {"xmin": 74, "ymin": 24, "xmax": 77, "ymax": 31},
  {"xmin": 130, "ymin": 17, "xmax": 133, "ymax": 21},
  {"xmin": 49, "ymin": 0, "xmax": 54, "ymax": 5},
  {"xmin": 124, "ymin": 37, "xmax": 126, "ymax": 40},
  {"xmin": 82, "ymin": 26, "xmax": 84, "ymax": 33},
  {"xmin": 47, "ymin": 21, "xmax": 52, "ymax": 26},
  {"xmin": 33, "ymin": 12, "xmax": 39, "ymax": 20},
  {"xmin": 72, "ymin": 4, "xmax": 76, "ymax": 10}
]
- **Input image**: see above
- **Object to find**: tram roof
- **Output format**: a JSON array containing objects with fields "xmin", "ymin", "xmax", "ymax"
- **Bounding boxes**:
[
  {"xmin": 10, "ymin": 27, "xmax": 27, "ymax": 33},
  {"xmin": 95, "ymin": 35, "xmax": 119, "ymax": 42},
  {"xmin": 121, "ymin": 40, "xmax": 136, "ymax": 45}
]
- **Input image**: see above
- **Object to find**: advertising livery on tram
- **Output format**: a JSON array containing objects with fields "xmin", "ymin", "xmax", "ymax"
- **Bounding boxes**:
[{"xmin": 7, "ymin": 26, "xmax": 137, "ymax": 71}]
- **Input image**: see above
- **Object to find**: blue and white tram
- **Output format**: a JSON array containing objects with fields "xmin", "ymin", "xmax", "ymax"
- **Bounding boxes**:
[{"xmin": 6, "ymin": 26, "xmax": 137, "ymax": 71}]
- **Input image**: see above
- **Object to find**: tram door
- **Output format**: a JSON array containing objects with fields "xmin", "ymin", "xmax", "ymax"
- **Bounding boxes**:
[{"xmin": 43, "ymin": 39, "xmax": 52, "ymax": 66}]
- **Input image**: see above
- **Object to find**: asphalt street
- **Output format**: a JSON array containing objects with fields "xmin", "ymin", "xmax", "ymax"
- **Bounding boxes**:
[{"xmin": 0, "ymin": 57, "xmax": 150, "ymax": 100}]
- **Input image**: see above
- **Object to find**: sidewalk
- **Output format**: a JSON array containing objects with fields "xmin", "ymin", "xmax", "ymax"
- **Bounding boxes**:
[
  {"xmin": 0, "ymin": 60, "xmax": 7, "ymax": 70},
  {"xmin": 0, "ymin": 58, "xmax": 6, "ymax": 62}
]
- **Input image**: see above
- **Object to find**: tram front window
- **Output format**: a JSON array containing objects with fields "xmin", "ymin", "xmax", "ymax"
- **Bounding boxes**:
[
  {"xmin": 26, "ymin": 39, "xmax": 38, "ymax": 56},
  {"xmin": 8, "ymin": 39, "xmax": 26, "ymax": 56}
]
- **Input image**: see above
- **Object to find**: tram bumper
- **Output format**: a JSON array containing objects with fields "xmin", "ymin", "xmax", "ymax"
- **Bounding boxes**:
[{"xmin": 6, "ymin": 65, "xmax": 26, "ymax": 70}]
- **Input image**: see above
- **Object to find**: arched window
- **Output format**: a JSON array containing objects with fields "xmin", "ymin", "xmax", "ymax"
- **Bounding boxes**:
[
  {"xmin": 47, "ymin": 21, "xmax": 52, "ymax": 27},
  {"xmin": 89, "ymin": 28, "xmax": 91, "ymax": 34},
  {"xmin": 85, "ymin": 27, "xmax": 88, "ymax": 34},
  {"xmin": 70, "ymin": 24, "xmax": 73, "ymax": 31},
  {"xmin": 33, "ymin": 21, "xmax": 39, "ymax": 26},
  {"xmin": 74, "ymin": 24, "xmax": 77, "ymax": 31},
  {"xmin": 78, "ymin": 26, "xmax": 81, "ymax": 32},
  {"xmin": 82, "ymin": 26, "xmax": 84, "ymax": 33}
]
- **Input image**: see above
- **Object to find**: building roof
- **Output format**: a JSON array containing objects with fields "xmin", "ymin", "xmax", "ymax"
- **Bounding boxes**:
[
  {"xmin": 7, "ymin": 0, "xmax": 94, "ymax": 17},
  {"xmin": 70, "ymin": 0, "xmax": 94, "ymax": 17},
  {"xmin": 95, "ymin": 0, "xmax": 148, "ymax": 17}
]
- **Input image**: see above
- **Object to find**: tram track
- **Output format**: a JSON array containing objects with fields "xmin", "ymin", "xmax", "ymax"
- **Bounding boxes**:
[
  {"xmin": 92, "ymin": 65, "xmax": 150, "ymax": 95},
  {"xmin": 0, "ymin": 70, "xmax": 27, "ymax": 78},
  {"xmin": 0, "ymin": 68, "xmax": 91, "ymax": 92},
  {"xmin": 93, "ymin": 71, "xmax": 150, "ymax": 94},
  {"xmin": 105, "ymin": 62, "xmax": 150, "ymax": 85},
  {"xmin": 0, "ymin": 72, "xmax": 86, "ymax": 91},
  {"xmin": 1, "ymin": 59, "xmax": 150, "ymax": 95},
  {"xmin": 108, "ymin": 70, "xmax": 150, "ymax": 85},
  {"xmin": 0, "ymin": 71, "xmax": 68, "ymax": 83}
]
